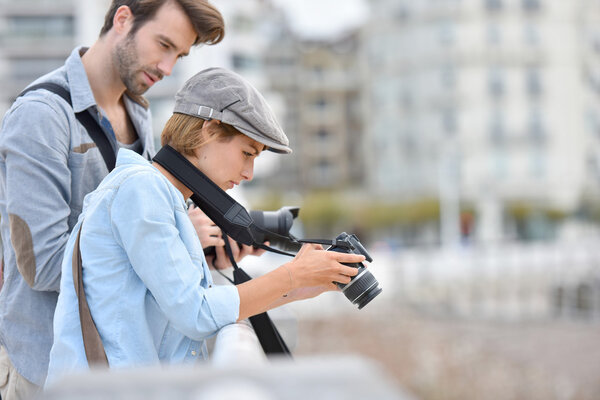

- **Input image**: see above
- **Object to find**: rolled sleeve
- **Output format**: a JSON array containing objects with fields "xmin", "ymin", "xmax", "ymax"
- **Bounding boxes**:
[
  {"xmin": 203, "ymin": 284, "xmax": 240, "ymax": 329},
  {"xmin": 109, "ymin": 171, "xmax": 239, "ymax": 339}
]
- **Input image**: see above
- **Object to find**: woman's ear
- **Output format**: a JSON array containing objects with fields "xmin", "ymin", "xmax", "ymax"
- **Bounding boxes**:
[
  {"xmin": 204, "ymin": 119, "xmax": 222, "ymax": 127},
  {"xmin": 200, "ymin": 119, "xmax": 222, "ymax": 137}
]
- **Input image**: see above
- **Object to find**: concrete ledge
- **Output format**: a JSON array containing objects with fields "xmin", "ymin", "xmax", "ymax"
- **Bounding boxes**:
[{"xmin": 40, "ymin": 356, "xmax": 412, "ymax": 400}]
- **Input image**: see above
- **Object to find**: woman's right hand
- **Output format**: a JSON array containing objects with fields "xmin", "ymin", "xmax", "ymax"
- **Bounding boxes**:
[
  {"xmin": 236, "ymin": 243, "xmax": 366, "ymax": 321},
  {"xmin": 284, "ymin": 243, "xmax": 365, "ymax": 291}
]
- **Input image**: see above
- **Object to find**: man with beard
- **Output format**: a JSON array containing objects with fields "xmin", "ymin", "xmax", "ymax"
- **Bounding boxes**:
[{"xmin": 0, "ymin": 1, "xmax": 225, "ymax": 398}]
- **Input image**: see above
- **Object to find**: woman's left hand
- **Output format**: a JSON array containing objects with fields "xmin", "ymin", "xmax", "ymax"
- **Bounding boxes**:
[
  {"xmin": 211, "ymin": 237, "xmax": 266, "ymax": 270},
  {"xmin": 187, "ymin": 204, "xmax": 225, "ymax": 248}
]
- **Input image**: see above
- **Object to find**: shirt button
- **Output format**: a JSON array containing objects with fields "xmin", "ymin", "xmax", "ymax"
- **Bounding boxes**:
[{"xmin": 191, "ymin": 350, "xmax": 197, "ymax": 356}]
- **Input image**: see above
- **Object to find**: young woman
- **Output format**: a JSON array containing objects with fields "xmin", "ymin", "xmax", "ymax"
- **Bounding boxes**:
[{"xmin": 46, "ymin": 67, "xmax": 364, "ymax": 385}]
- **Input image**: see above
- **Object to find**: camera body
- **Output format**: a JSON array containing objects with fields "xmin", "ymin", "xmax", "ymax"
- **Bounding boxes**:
[{"xmin": 327, "ymin": 232, "xmax": 382, "ymax": 309}]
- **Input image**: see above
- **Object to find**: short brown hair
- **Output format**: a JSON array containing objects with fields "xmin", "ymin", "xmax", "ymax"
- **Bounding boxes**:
[
  {"xmin": 161, "ymin": 113, "xmax": 240, "ymax": 156},
  {"xmin": 100, "ymin": 0, "xmax": 224, "ymax": 45}
]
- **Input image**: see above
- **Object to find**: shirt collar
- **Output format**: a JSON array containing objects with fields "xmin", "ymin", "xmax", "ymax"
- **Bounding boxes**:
[
  {"xmin": 116, "ymin": 148, "xmax": 152, "ymax": 168},
  {"xmin": 64, "ymin": 47, "xmax": 96, "ymax": 113}
]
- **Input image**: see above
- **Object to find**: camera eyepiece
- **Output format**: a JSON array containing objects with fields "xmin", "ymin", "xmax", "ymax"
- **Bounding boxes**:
[{"xmin": 328, "ymin": 232, "xmax": 382, "ymax": 309}]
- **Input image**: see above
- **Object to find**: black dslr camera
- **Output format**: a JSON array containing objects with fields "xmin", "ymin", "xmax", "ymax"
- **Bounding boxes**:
[{"xmin": 327, "ymin": 232, "xmax": 382, "ymax": 309}]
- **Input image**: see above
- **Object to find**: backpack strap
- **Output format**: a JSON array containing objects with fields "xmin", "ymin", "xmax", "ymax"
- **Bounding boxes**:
[
  {"xmin": 18, "ymin": 83, "xmax": 116, "ymax": 172},
  {"xmin": 72, "ymin": 224, "xmax": 109, "ymax": 366}
]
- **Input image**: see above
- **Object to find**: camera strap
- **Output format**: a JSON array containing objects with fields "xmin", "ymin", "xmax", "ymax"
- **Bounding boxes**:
[
  {"xmin": 220, "ymin": 235, "xmax": 292, "ymax": 356},
  {"xmin": 19, "ymin": 82, "xmax": 116, "ymax": 171},
  {"xmin": 153, "ymin": 145, "xmax": 355, "ymax": 254}
]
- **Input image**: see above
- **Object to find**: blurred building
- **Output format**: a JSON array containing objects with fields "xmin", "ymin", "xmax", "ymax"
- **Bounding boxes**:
[
  {"xmin": 264, "ymin": 31, "xmax": 365, "ymax": 191},
  {"xmin": 0, "ymin": 0, "xmax": 78, "ymax": 114},
  {"xmin": 362, "ymin": 0, "xmax": 600, "ymax": 243}
]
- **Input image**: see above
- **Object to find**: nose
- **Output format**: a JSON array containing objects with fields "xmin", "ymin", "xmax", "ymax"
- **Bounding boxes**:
[
  {"xmin": 157, "ymin": 55, "xmax": 178, "ymax": 77},
  {"xmin": 241, "ymin": 159, "xmax": 254, "ymax": 181}
]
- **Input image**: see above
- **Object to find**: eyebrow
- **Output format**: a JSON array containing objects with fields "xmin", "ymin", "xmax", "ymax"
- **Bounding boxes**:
[
  {"xmin": 158, "ymin": 34, "xmax": 189, "ymax": 57},
  {"xmin": 249, "ymin": 143, "xmax": 264, "ymax": 155}
]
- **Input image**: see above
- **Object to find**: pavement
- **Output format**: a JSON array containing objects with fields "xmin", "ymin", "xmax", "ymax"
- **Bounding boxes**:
[{"xmin": 294, "ymin": 306, "xmax": 600, "ymax": 400}]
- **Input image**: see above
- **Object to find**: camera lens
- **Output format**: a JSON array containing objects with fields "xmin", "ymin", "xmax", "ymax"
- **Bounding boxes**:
[
  {"xmin": 329, "ymin": 232, "xmax": 382, "ymax": 309},
  {"xmin": 338, "ymin": 265, "xmax": 382, "ymax": 309},
  {"xmin": 250, "ymin": 207, "xmax": 301, "ymax": 252}
]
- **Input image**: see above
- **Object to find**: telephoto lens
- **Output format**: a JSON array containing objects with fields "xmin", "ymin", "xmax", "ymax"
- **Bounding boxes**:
[{"xmin": 328, "ymin": 232, "xmax": 382, "ymax": 309}]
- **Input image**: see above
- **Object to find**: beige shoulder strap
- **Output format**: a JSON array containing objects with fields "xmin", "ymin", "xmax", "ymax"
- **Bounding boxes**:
[{"xmin": 72, "ymin": 224, "xmax": 109, "ymax": 366}]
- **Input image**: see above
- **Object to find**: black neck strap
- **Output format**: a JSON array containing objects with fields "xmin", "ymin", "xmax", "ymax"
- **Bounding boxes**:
[
  {"xmin": 153, "ymin": 145, "xmax": 257, "ymax": 244},
  {"xmin": 152, "ymin": 145, "xmax": 354, "ymax": 256}
]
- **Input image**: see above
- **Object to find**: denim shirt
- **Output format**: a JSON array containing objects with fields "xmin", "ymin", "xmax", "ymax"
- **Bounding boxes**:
[
  {"xmin": 46, "ymin": 150, "xmax": 239, "ymax": 386},
  {"xmin": 0, "ymin": 47, "xmax": 155, "ymax": 386}
]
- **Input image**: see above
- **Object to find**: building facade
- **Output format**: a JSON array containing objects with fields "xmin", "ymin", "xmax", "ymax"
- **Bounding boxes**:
[{"xmin": 362, "ymin": 0, "xmax": 600, "ymax": 243}]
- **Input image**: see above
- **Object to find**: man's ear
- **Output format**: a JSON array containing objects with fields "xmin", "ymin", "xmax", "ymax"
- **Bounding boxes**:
[{"xmin": 112, "ymin": 5, "xmax": 134, "ymax": 35}]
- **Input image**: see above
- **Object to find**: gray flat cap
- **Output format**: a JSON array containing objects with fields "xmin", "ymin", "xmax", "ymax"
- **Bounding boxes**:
[{"xmin": 173, "ymin": 67, "xmax": 291, "ymax": 154}]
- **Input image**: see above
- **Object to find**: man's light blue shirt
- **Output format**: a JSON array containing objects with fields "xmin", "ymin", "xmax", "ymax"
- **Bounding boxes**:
[{"xmin": 46, "ymin": 149, "xmax": 240, "ymax": 386}]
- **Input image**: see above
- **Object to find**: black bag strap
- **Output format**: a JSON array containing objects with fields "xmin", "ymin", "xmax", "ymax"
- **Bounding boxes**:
[
  {"xmin": 18, "ymin": 82, "xmax": 116, "ymax": 171},
  {"xmin": 223, "ymin": 235, "xmax": 292, "ymax": 356},
  {"xmin": 72, "ymin": 224, "xmax": 109, "ymax": 366}
]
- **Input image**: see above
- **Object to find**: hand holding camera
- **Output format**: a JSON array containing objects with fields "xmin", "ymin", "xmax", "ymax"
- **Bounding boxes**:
[
  {"xmin": 188, "ymin": 204, "xmax": 265, "ymax": 269},
  {"xmin": 286, "ymin": 242, "xmax": 363, "ymax": 292}
]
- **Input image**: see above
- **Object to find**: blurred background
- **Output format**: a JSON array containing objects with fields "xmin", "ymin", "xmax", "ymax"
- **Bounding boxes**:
[{"xmin": 1, "ymin": 0, "xmax": 600, "ymax": 399}]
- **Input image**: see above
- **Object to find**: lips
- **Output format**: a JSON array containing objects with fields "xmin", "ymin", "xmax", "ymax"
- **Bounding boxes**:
[{"xmin": 143, "ymin": 72, "xmax": 157, "ymax": 86}]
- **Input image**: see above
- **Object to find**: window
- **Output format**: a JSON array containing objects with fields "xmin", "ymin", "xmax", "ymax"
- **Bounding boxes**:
[
  {"xmin": 488, "ymin": 67, "xmax": 505, "ymax": 98},
  {"xmin": 400, "ymin": 90, "xmax": 414, "ymax": 110},
  {"xmin": 484, "ymin": 0, "xmax": 502, "ymax": 12},
  {"xmin": 492, "ymin": 148, "xmax": 508, "ymax": 179},
  {"xmin": 439, "ymin": 21, "xmax": 455, "ymax": 46},
  {"xmin": 442, "ymin": 108, "xmax": 457, "ymax": 134},
  {"xmin": 315, "ymin": 158, "xmax": 334, "ymax": 183},
  {"xmin": 529, "ymin": 109, "xmax": 545, "ymax": 143},
  {"xmin": 231, "ymin": 54, "xmax": 259, "ymax": 70},
  {"xmin": 530, "ymin": 148, "xmax": 544, "ymax": 177},
  {"xmin": 489, "ymin": 110, "xmax": 504, "ymax": 144},
  {"xmin": 313, "ymin": 98, "xmax": 327, "ymax": 111},
  {"xmin": 525, "ymin": 68, "xmax": 542, "ymax": 97},
  {"xmin": 7, "ymin": 16, "xmax": 73, "ymax": 38},
  {"xmin": 312, "ymin": 65, "xmax": 324, "ymax": 78},
  {"xmin": 316, "ymin": 128, "xmax": 330, "ymax": 140},
  {"xmin": 487, "ymin": 24, "xmax": 501, "ymax": 45},
  {"xmin": 11, "ymin": 58, "xmax": 64, "ymax": 80},
  {"xmin": 441, "ymin": 65, "xmax": 456, "ymax": 88},
  {"xmin": 522, "ymin": 0, "xmax": 541, "ymax": 12},
  {"xmin": 523, "ymin": 24, "xmax": 539, "ymax": 46}
]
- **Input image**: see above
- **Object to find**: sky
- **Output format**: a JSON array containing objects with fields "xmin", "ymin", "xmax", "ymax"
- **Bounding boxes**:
[{"xmin": 271, "ymin": 0, "xmax": 369, "ymax": 40}]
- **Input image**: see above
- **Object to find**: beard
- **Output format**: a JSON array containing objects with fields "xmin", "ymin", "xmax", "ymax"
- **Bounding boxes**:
[{"xmin": 113, "ymin": 35, "xmax": 163, "ymax": 95}]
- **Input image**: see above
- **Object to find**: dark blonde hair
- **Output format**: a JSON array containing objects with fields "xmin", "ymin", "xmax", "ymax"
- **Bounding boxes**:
[
  {"xmin": 161, "ymin": 113, "xmax": 241, "ymax": 156},
  {"xmin": 100, "ymin": 0, "xmax": 225, "ymax": 45}
]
